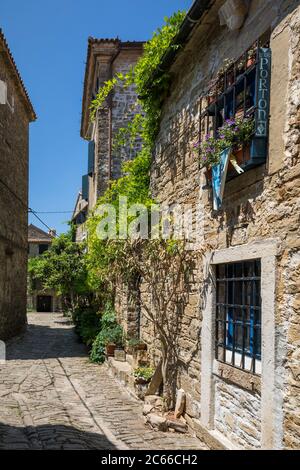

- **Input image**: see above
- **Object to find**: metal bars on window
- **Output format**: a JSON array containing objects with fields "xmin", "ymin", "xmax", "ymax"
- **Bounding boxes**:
[
  {"xmin": 198, "ymin": 33, "xmax": 270, "ymax": 169},
  {"xmin": 215, "ymin": 260, "xmax": 262, "ymax": 374}
]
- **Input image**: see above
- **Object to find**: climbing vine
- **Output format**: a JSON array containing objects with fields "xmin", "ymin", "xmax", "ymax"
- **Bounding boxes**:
[
  {"xmin": 85, "ymin": 10, "xmax": 191, "ymax": 409},
  {"xmin": 90, "ymin": 10, "xmax": 186, "ymax": 148},
  {"xmin": 87, "ymin": 9, "xmax": 187, "ymax": 284}
]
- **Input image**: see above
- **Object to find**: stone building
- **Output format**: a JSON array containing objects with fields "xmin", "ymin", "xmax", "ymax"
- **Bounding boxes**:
[
  {"xmin": 73, "ymin": 38, "xmax": 144, "ymax": 238},
  {"xmin": 0, "ymin": 29, "xmax": 36, "ymax": 340},
  {"xmin": 116, "ymin": 0, "xmax": 300, "ymax": 450},
  {"xmin": 27, "ymin": 224, "xmax": 60, "ymax": 312},
  {"xmin": 72, "ymin": 191, "xmax": 88, "ymax": 243}
]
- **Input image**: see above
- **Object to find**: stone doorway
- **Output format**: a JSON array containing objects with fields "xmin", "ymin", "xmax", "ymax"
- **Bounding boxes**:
[{"xmin": 37, "ymin": 295, "xmax": 52, "ymax": 312}]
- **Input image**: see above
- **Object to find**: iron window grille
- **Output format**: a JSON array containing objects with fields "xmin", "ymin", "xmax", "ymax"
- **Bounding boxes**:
[
  {"xmin": 198, "ymin": 31, "xmax": 271, "ymax": 176},
  {"xmin": 215, "ymin": 260, "xmax": 262, "ymax": 374}
]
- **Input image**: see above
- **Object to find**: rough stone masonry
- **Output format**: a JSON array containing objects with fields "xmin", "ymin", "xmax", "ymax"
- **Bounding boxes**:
[
  {"xmin": 116, "ymin": 0, "xmax": 300, "ymax": 450},
  {"xmin": 0, "ymin": 30, "xmax": 36, "ymax": 341}
]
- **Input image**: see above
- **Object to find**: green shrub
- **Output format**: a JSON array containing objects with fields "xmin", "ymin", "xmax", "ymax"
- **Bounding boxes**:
[
  {"xmin": 127, "ymin": 337, "xmax": 142, "ymax": 348},
  {"xmin": 90, "ymin": 304, "xmax": 124, "ymax": 363},
  {"xmin": 90, "ymin": 333, "xmax": 106, "ymax": 363},
  {"xmin": 72, "ymin": 306, "xmax": 101, "ymax": 346},
  {"xmin": 133, "ymin": 366, "xmax": 155, "ymax": 382}
]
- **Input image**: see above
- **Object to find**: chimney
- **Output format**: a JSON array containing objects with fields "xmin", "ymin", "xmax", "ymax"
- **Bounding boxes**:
[{"xmin": 49, "ymin": 229, "xmax": 56, "ymax": 238}]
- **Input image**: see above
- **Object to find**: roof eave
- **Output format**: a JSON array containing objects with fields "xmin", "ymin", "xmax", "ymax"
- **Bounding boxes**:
[
  {"xmin": 146, "ymin": 0, "xmax": 213, "ymax": 88},
  {"xmin": 0, "ymin": 29, "xmax": 37, "ymax": 122},
  {"xmin": 80, "ymin": 38, "xmax": 145, "ymax": 140}
]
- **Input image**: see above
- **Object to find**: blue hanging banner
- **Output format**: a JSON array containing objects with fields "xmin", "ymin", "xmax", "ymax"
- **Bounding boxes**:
[{"xmin": 212, "ymin": 147, "xmax": 231, "ymax": 210}]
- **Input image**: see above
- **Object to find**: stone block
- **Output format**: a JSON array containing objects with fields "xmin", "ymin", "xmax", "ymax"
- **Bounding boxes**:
[
  {"xmin": 145, "ymin": 414, "xmax": 168, "ymax": 432},
  {"xmin": 174, "ymin": 389, "xmax": 186, "ymax": 419},
  {"xmin": 114, "ymin": 349, "xmax": 126, "ymax": 362}
]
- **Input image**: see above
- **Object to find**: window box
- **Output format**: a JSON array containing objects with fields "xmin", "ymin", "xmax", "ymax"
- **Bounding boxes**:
[
  {"xmin": 205, "ymin": 143, "xmax": 252, "ymax": 184},
  {"xmin": 198, "ymin": 33, "xmax": 271, "ymax": 184}
]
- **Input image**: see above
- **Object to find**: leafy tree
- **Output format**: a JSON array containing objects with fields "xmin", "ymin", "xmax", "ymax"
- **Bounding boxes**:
[{"xmin": 28, "ymin": 232, "xmax": 91, "ymax": 313}]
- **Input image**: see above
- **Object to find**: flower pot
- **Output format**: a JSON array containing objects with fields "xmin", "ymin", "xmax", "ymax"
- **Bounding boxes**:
[
  {"xmin": 106, "ymin": 343, "xmax": 116, "ymax": 357},
  {"xmin": 205, "ymin": 167, "xmax": 212, "ymax": 183},
  {"xmin": 230, "ymin": 145, "xmax": 251, "ymax": 170},
  {"xmin": 114, "ymin": 348, "xmax": 126, "ymax": 362},
  {"xmin": 235, "ymin": 108, "xmax": 244, "ymax": 120},
  {"xmin": 247, "ymin": 57, "xmax": 255, "ymax": 69},
  {"xmin": 135, "ymin": 343, "xmax": 147, "ymax": 351},
  {"xmin": 134, "ymin": 376, "xmax": 150, "ymax": 385},
  {"xmin": 227, "ymin": 72, "xmax": 234, "ymax": 87}
]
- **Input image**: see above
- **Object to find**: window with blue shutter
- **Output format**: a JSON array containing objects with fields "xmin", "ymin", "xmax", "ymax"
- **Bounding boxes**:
[
  {"xmin": 82, "ymin": 174, "xmax": 89, "ymax": 201},
  {"xmin": 199, "ymin": 32, "xmax": 271, "ymax": 175},
  {"xmin": 88, "ymin": 141, "xmax": 95, "ymax": 175},
  {"xmin": 216, "ymin": 260, "xmax": 262, "ymax": 374}
]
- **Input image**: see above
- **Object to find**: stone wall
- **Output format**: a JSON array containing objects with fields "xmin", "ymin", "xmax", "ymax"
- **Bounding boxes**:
[
  {"xmin": 0, "ymin": 53, "xmax": 31, "ymax": 340},
  {"xmin": 94, "ymin": 47, "xmax": 143, "ymax": 199},
  {"xmin": 215, "ymin": 379, "xmax": 261, "ymax": 449},
  {"xmin": 111, "ymin": 50, "xmax": 143, "ymax": 180},
  {"xmin": 115, "ymin": 275, "xmax": 141, "ymax": 340},
  {"xmin": 136, "ymin": 0, "xmax": 300, "ymax": 450}
]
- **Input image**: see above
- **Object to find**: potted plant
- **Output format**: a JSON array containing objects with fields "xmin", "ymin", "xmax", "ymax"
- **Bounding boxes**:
[
  {"xmin": 127, "ymin": 337, "xmax": 147, "ymax": 353},
  {"xmin": 235, "ymin": 108, "xmax": 244, "ymax": 120},
  {"xmin": 133, "ymin": 366, "xmax": 155, "ymax": 385},
  {"xmin": 236, "ymin": 55, "xmax": 246, "ymax": 79},
  {"xmin": 207, "ymin": 91, "xmax": 215, "ymax": 105},
  {"xmin": 246, "ymin": 46, "xmax": 256, "ymax": 68},
  {"xmin": 217, "ymin": 58, "xmax": 235, "ymax": 88},
  {"xmin": 102, "ymin": 324, "xmax": 124, "ymax": 357},
  {"xmin": 226, "ymin": 67, "xmax": 235, "ymax": 87},
  {"xmin": 193, "ymin": 116, "xmax": 255, "ymax": 179}
]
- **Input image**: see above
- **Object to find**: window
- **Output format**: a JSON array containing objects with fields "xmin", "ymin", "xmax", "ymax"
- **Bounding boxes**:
[
  {"xmin": 82, "ymin": 174, "xmax": 89, "ymax": 201},
  {"xmin": 215, "ymin": 260, "xmax": 261, "ymax": 374},
  {"xmin": 88, "ymin": 141, "xmax": 95, "ymax": 175},
  {"xmin": 38, "ymin": 244, "xmax": 49, "ymax": 255},
  {"xmin": 199, "ymin": 32, "xmax": 271, "ymax": 175}
]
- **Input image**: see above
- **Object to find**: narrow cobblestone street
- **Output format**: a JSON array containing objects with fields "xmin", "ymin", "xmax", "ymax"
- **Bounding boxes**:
[{"xmin": 0, "ymin": 313, "xmax": 206, "ymax": 450}]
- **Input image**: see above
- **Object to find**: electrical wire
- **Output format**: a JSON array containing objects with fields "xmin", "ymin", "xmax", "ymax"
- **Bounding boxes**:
[
  {"xmin": 0, "ymin": 178, "xmax": 71, "ymax": 235},
  {"xmin": 29, "ymin": 210, "xmax": 73, "ymax": 214},
  {"xmin": 28, "ymin": 208, "xmax": 57, "ymax": 235},
  {"xmin": 0, "ymin": 176, "xmax": 27, "ymax": 208}
]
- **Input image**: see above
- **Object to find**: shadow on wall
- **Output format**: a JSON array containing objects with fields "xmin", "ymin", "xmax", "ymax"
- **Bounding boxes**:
[
  {"xmin": 5, "ymin": 323, "xmax": 88, "ymax": 361},
  {"xmin": 0, "ymin": 423, "xmax": 117, "ymax": 450}
]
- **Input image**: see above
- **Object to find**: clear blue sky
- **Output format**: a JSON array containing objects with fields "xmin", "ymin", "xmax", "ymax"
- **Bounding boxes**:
[{"xmin": 1, "ymin": 0, "xmax": 191, "ymax": 234}]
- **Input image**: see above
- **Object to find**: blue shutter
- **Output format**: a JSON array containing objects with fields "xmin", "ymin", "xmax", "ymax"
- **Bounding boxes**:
[
  {"xmin": 88, "ymin": 141, "xmax": 95, "ymax": 175},
  {"xmin": 82, "ymin": 175, "xmax": 89, "ymax": 201},
  {"xmin": 250, "ymin": 47, "xmax": 272, "ymax": 163}
]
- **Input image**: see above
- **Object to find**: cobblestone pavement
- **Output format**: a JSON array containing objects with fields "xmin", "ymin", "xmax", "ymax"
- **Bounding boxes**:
[{"xmin": 0, "ymin": 313, "xmax": 207, "ymax": 450}]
